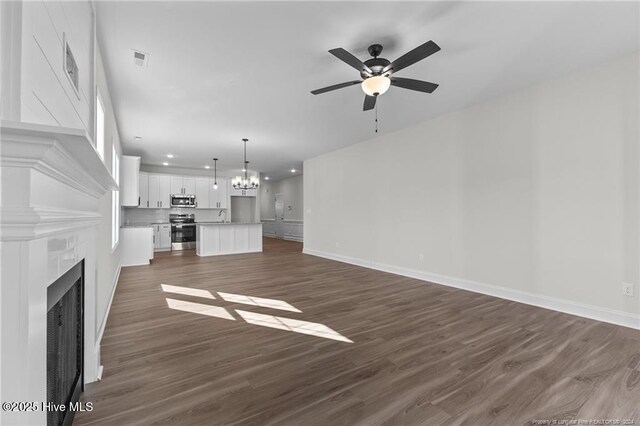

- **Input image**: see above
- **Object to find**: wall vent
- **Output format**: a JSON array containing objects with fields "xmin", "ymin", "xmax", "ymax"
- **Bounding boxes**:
[{"xmin": 132, "ymin": 50, "xmax": 149, "ymax": 67}]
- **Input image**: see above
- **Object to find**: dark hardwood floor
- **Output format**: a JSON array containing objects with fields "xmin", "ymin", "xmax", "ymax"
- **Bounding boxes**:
[{"xmin": 75, "ymin": 237, "xmax": 640, "ymax": 425}]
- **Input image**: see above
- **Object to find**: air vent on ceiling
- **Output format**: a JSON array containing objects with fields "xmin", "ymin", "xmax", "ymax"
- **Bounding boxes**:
[{"xmin": 132, "ymin": 50, "xmax": 149, "ymax": 67}]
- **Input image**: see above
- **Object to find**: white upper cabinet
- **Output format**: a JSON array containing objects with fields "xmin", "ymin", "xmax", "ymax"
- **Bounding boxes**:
[
  {"xmin": 139, "ymin": 173, "xmax": 149, "ymax": 208},
  {"xmin": 137, "ymin": 173, "xmax": 228, "ymax": 209},
  {"xmin": 158, "ymin": 175, "xmax": 170, "ymax": 208},
  {"xmin": 230, "ymin": 187, "xmax": 257, "ymax": 197},
  {"xmin": 120, "ymin": 155, "xmax": 140, "ymax": 206},
  {"xmin": 210, "ymin": 178, "xmax": 228, "ymax": 208},
  {"xmin": 149, "ymin": 175, "xmax": 170, "ymax": 208},
  {"xmin": 183, "ymin": 177, "xmax": 196, "ymax": 195},
  {"xmin": 170, "ymin": 176, "xmax": 197, "ymax": 195},
  {"xmin": 195, "ymin": 178, "xmax": 211, "ymax": 209},
  {"xmin": 170, "ymin": 176, "xmax": 183, "ymax": 195}
]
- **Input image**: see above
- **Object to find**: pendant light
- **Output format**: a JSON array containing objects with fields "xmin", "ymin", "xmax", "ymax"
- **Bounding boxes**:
[
  {"xmin": 212, "ymin": 158, "xmax": 218, "ymax": 190},
  {"xmin": 232, "ymin": 138, "xmax": 259, "ymax": 189}
]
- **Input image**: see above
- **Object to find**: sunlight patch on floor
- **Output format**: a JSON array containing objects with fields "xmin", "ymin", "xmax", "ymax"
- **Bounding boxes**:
[
  {"xmin": 236, "ymin": 310, "xmax": 353, "ymax": 343},
  {"xmin": 218, "ymin": 292, "xmax": 302, "ymax": 313},
  {"xmin": 166, "ymin": 298, "xmax": 234, "ymax": 320},
  {"xmin": 161, "ymin": 284, "xmax": 215, "ymax": 299}
]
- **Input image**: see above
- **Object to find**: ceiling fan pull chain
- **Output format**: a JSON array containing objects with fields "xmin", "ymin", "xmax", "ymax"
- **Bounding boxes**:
[{"xmin": 375, "ymin": 101, "xmax": 378, "ymax": 133}]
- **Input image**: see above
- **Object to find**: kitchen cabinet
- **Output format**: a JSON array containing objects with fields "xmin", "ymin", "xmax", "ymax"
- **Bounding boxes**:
[
  {"xmin": 195, "ymin": 178, "xmax": 210, "ymax": 209},
  {"xmin": 120, "ymin": 155, "xmax": 140, "ymax": 206},
  {"xmin": 139, "ymin": 173, "xmax": 149, "ymax": 208},
  {"xmin": 153, "ymin": 224, "xmax": 171, "ymax": 251},
  {"xmin": 210, "ymin": 178, "xmax": 228, "ymax": 208},
  {"xmin": 121, "ymin": 227, "xmax": 154, "ymax": 266},
  {"xmin": 149, "ymin": 175, "xmax": 170, "ymax": 208},
  {"xmin": 229, "ymin": 187, "xmax": 256, "ymax": 197},
  {"xmin": 170, "ymin": 176, "xmax": 196, "ymax": 195},
  {"xmin": 183, "ymin": 178, "xmax": 196, "ymax": 195},
  {"xmin": 196, "ymin": 223, "xmax": 262, "ymax": 256},
  {"xmin": 195, "ymin": 177, "xmax": 228, "ymax": 208}
]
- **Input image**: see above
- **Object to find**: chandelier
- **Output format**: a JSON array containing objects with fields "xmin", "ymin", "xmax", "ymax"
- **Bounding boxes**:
[{"xmin": 232, "ymin": 138, "xmax": 259, "ymax": 190}]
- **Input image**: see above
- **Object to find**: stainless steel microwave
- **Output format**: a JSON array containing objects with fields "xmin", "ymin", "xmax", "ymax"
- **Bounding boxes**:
[{"xmin": 170, "ymin": 194, "xmax": 196, "ymax": 208}]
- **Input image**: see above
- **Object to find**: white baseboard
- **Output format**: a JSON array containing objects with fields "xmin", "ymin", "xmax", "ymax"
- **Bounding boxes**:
[
  {"xmin": 97, "ymin": 365, "xmax": 104, "ymax": 381},
  {"xmin": 284, "ymin": 235, "xmax": 303, "ymax": 242},
  {"xmin": 96, "ymin": 265, "xmax": 121, "ymax": 347},
  {"xmin": 303, "ymin": 248, "xmax": 640, "ymax": 330}
]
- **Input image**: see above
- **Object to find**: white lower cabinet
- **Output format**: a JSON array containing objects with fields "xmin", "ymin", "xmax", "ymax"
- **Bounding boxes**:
[
  {"xmin": 121, "ymin": 227, "xmax": 154, "ymax": 266},
  {"xmin": 196, "ymin": 223, "xmax": 262, "ymax": 256},
  {"xmin": 153, "ymin": 224, "xmax": 171, "ymax": 251}
]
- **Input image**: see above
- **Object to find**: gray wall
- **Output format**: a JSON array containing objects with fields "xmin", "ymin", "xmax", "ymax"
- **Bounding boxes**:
[
  {"xmin": 304, "ymin": 53, "xmax": 639, "ymax": 323},
  {"xmin": 260, "ymin": 174, "xmax": 304, "ymax": 221}
]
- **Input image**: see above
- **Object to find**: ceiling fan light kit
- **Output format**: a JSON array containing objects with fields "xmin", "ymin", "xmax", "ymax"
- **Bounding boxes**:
[
  {"xmin": 361, "ymin": 75, "xmax": 391, "ymax": 96},
  {"xmin": 311, "ymin": 40, "xmax": 441, "ymax": 111}
]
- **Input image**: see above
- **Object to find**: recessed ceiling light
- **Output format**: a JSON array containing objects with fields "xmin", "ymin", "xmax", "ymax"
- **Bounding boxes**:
[
  {"xmin": 167, "ymin": 154, "xmax": 174, "ymax": 158},
  {"xmin": 205, "ymin": 165, "xmax": 210, "ymax": 169},
  {"xmin": 265, "ymin": 176, "xmax": 269, "ymax": 180},
  {"xmin": 134, "ymin": 136, "xmax": 142, "ymax": 141},
  {"xmin": 162, "ymin": 162, "xmax": 169, "ymax": 166},
  {"xmin": 291, "ymin": 169, "xmax": 296, "ymax": 173}
]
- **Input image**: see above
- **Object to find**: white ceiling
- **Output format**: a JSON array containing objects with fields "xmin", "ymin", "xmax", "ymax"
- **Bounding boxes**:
[{"xmin": 96, "ymin": 1, "xmax": 639, "ymax": 180}]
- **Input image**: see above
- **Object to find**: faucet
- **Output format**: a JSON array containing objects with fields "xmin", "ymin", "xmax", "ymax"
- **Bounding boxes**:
[{"xmin": 218, "ymin": 210, "xmax": 227, "ymax": 222}]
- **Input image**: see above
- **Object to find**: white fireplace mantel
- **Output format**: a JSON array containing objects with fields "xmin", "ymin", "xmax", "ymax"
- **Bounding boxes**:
[{"xmin": 1, "ymin": 121, "xmax": 116, "ymax": 425}]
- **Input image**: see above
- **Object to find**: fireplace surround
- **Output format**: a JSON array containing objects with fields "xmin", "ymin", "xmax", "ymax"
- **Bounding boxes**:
[
  {"xmin": 47, "ymin": 261, "xmax": 84, "ymax": 426},
  {"xmin": 1, "ymin": 121, "xmax": 117, "ymax": 425}
]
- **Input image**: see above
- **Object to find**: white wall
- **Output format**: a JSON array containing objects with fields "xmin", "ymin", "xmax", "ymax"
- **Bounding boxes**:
[
  {"xmin": 94, "ymin": 43, "xmax": 122, "ymax": 341},
  {"xmin": 0, "ymin": 0, "xmax": 123, "ymax": 376},
  {"xmin": 260, "ymin": 174, "xmax": 304, "ymax": 221},
  {"xmin": 231, "ymin": 197, "xmax": 256, "ymax": 223},
  {"xmin": 304, "ymin": 53, "xmax": 639, "ymax": 328},
  {"xmin": 19, "ymin": 1, "xmax": 94, "ymax": 133}
]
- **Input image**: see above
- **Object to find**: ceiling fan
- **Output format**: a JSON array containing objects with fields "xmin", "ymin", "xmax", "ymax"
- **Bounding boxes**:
[{"xmin": 311, "ymin": 41, "xmax": 441, "ymax": 111}]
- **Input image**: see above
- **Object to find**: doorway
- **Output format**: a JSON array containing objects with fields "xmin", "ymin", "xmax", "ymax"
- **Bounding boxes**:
[{"xmin": 275, "ymin": 193, "xmax": 284, "ymax": 238}]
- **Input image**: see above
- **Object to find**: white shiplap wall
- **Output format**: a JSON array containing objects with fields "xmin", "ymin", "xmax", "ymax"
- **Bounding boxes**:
[{"xmin": 20, "ymin": 1, "xmax": 94, "ymax": 133}]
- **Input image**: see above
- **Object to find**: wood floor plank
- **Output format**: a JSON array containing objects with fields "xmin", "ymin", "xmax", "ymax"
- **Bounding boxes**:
[{"xmin": 74, "ymin": 238, "xmax": 640, "ymax": 425}]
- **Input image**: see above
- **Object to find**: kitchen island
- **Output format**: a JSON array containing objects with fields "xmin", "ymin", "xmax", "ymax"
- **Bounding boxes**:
[{"xmin": 196, "ymin": 222, "xmax": 262, "ymax": 257}]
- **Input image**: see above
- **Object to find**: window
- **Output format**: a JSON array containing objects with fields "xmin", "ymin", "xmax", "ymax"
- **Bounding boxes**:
[
  {"xmin": 96, "ymin": 92, "xmax": 105, "ymax": 160},
  {"xmin": 112, "ymin": 143, "xmax": 120, "ymax": 249}
]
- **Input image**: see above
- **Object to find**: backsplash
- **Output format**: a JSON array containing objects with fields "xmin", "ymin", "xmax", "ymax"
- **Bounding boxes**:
[{"xmin": 123, "ymin": 208, "xmax": 227, "ymax": 225}]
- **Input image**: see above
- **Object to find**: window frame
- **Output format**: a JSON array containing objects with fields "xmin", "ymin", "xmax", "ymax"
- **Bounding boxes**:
[
  {"xmin": 111, "ymin": 142, "xmax": 120, "ymax": 251},
  {"xmin": 96, "ymin": 90, "xmax": 105, "ymax": 161}
]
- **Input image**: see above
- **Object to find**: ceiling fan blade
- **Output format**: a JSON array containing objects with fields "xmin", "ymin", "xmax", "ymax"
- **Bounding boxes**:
[
  {"xmin": 310, "ymin": 80, "xmax": 362, "ymax": 95},
  {"xmin": 363, "ymin": 95, "xmax": 376, "ymax": 111},
  {"xmin": 329, "ymin": 48, "xmax": 373, "ymax": 75},
  {"xmin": 390, "ymin": 77, "xmax": 439, "ymax": 93},
  {"xmin": 382, "ymin": 40, "xmax": 441, "ymax": 74}
]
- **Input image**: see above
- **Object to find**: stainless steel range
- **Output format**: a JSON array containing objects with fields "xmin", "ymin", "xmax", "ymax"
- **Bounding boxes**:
[{"xmin": 170, "ymin": 213, "xmax": 196, "ymax": 250}]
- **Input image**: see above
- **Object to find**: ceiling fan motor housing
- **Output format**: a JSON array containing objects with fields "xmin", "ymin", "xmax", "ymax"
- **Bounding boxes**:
[{"xmin": 362, "ymin": 57, "xmax": 391, "ymax": 78}]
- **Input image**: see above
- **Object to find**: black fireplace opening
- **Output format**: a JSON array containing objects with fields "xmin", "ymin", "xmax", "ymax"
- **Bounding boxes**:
[{"xmin": 47, "ymin": 261, "xmax": 84, "ymax": 426}]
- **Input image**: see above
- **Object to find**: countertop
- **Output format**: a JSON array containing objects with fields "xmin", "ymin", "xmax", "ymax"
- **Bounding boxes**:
[{"xmin": 197, "ymin": 222, "xmax": 262, "ymax": 226}]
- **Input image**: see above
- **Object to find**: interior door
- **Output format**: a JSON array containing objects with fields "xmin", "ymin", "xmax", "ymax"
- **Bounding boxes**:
[{"xmin": 275, "ymin": 193, "xmax": 284, "ymax": 239}]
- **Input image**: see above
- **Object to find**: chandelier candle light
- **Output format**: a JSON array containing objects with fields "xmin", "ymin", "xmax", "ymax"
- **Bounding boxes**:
[{"xmin": 232, "ymin": 138, "xmax": 259, "ymax": 190}]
